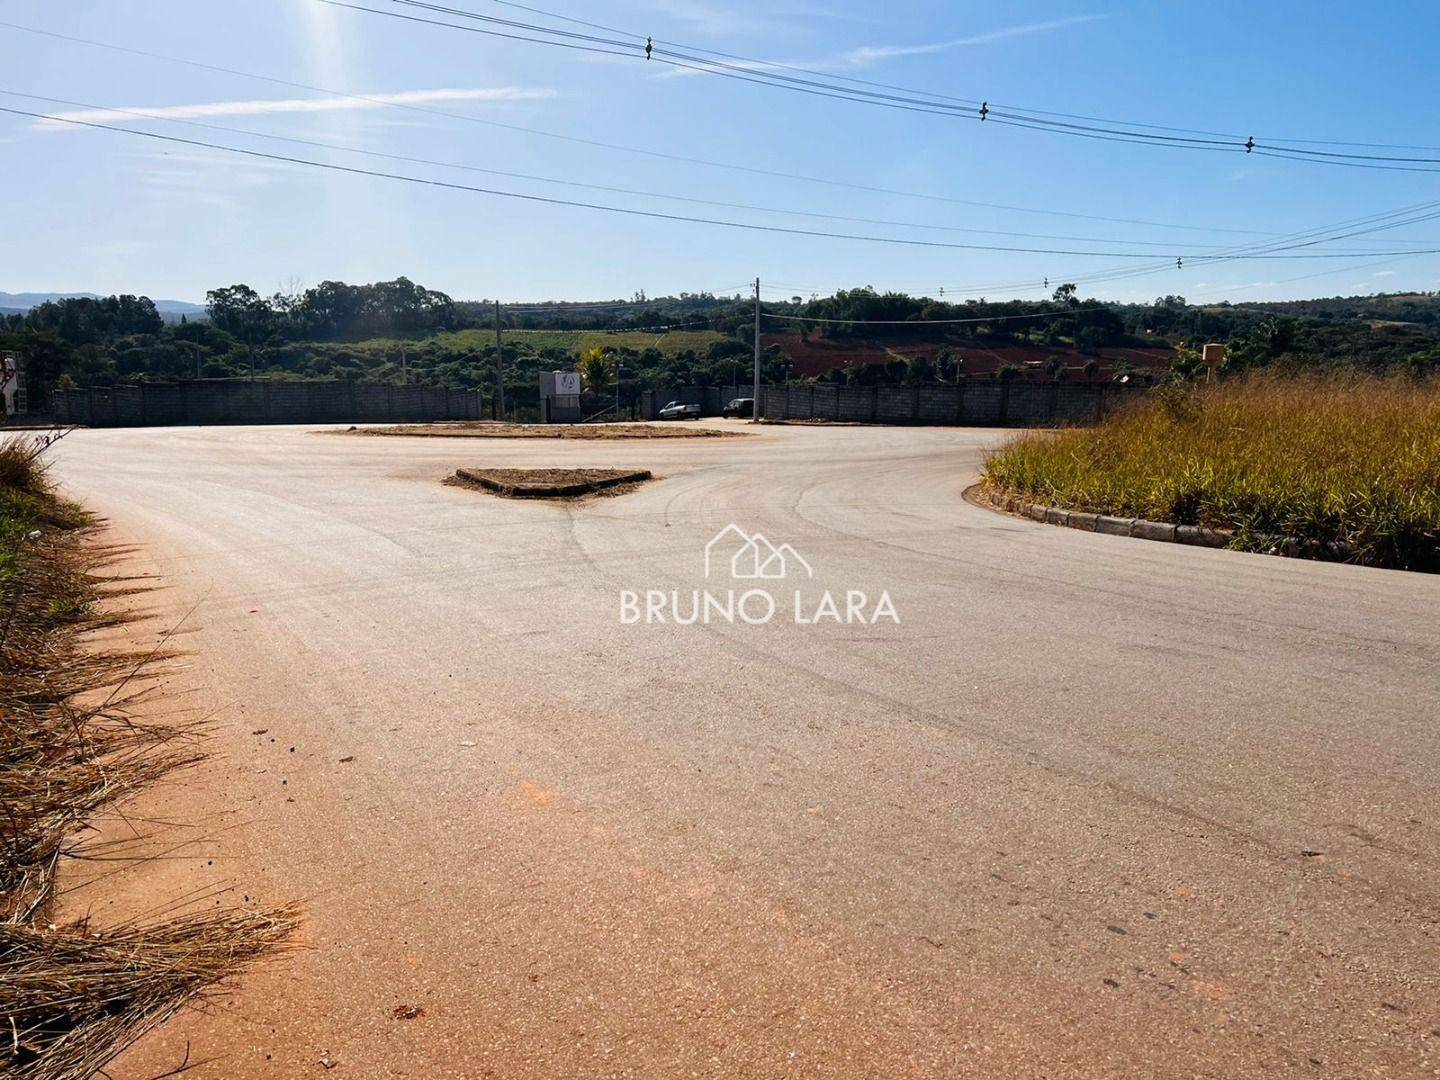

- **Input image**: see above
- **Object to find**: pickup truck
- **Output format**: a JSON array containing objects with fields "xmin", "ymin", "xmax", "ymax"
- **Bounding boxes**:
[{"xmin": 657, "ymin": 400, "xmax": 702, "ymax": 420}]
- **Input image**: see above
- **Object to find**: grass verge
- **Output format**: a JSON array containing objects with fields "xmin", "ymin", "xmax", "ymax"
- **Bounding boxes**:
[
  {"xmin": 982, "ymin": 375, "xmax": 1440, "ymax": 571},
  {"xmin": 0, "ymin": 431, "xmax": 297, "ymax": 1077}
]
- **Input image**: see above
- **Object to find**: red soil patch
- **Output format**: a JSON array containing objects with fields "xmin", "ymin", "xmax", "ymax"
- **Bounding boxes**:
[{"xmin": 762, "ymin": 332, "xmax": 1173, "ymax": 382}]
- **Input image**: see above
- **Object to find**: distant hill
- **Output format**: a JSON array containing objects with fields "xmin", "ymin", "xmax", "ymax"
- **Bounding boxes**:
[
  {"xmin": 0, "ymin": 292, "xmax": 207, "ymax": 322},
  {"xmin": 1195, "ymin": 291, "xmax": 1440, "ymax": 325}
]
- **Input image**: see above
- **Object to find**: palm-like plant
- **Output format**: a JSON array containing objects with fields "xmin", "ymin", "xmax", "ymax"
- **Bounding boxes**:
[{"xmin": 578, "ymin": 346, "xmax": 616, "ymax": 393}]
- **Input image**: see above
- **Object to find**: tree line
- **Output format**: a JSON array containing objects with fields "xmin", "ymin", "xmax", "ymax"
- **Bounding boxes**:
[{"xmin": 3, "ymin": 278, "xmax": 1436, "ymax": 408}]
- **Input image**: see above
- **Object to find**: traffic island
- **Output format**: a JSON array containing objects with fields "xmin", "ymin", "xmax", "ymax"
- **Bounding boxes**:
[
  {"xmin": 449, "ymin": 467, "xmax": 654, "ymax": 500},
  {"xmin": 342, "ymin": 422, "xmax": 739, "ymax": 439}
]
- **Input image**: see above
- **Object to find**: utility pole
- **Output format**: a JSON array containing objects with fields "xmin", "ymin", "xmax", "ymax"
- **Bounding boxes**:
[
  {"xmin": 494, "ymin": 299, "xmax": 505, "ymax": 421},
  {"xmin": 400, "ymin": 344, "xmax": 407, "ymax": 382},
  {"xmin": 751, "ymin": 277, "xmax": 761, "ymax": 422}
]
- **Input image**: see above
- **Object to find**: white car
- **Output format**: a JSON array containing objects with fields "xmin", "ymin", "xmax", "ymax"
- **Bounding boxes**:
[{"xmin": 657, "ymin": 400, "xmax": 702, "ymax": 420}]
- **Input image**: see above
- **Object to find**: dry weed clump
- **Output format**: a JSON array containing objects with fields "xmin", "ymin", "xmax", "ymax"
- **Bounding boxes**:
[
  {"xmin": 0, "ymin": 431, "xmax": 296, "ymax": 1077},
  {"xmin": 983, "ymin": 374, "xmax": 1440, "ymax": 570}
]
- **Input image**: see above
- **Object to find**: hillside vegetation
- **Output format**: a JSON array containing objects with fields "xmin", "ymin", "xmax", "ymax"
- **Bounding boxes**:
[
  {"xmin": 4, "ymin": 279, "xmax": 1437, "ymax": 411},
  {"xmin": 983, "ymin": 375, "xmax": 1440, "ymax": 570}
]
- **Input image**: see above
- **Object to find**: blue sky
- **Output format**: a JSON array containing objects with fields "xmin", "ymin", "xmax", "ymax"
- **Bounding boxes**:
[{"xmin": 2, "ymin": 1, "xmax": 1438, "ymax": 305}]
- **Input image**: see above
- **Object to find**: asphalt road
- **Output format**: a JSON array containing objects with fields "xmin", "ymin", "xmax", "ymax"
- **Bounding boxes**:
[{"xmin": 49, "ymin": 421, "xmax": 1440, "ymax": 1079}]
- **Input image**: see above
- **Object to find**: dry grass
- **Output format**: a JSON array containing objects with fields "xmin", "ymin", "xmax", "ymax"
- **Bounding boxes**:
[
  {"xmin": 0, "ymin": 432, "xmax": 296, "ymax": 1077},
  {"xmin": 341, "ymin": 421, "xmax": 740, "ymax": 439},
  {"xmin": 983, "ymin": 375, "xmax": 1440, "ymax": 570},
  {"xmin": 0, "ymin": 909, "xmax": 299, "ymax": 1079}
]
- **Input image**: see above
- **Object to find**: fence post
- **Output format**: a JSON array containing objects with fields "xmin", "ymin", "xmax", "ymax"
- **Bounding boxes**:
[
  {"xmin": 1095, "ymin": 384, "xmax": 1105, "ymax": 424},
  {"xmin": 1049, "ymin": 383, "xmax": 1059, "ymax": 423},
  {"xmin": 871, "ymin": 385, "xmax": 879, "ymax": 423},
  {"xmin": 999, "ymin": 381, "xmax": 1010, "ymax": 425},
  {"xmin": 913, "ymin": 386, "xmax": 921, "ymax": 423},
  {"xmin": 955, "ymin": 382, "xmax": 964, "ymax": 424}
]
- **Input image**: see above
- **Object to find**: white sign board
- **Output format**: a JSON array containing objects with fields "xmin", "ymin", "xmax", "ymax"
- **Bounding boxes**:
[
  {"xmin": 0, "ymin": 356, "xmax": 17, "ymax": 417},
  {"xmin": 552, "ymin": 371, "xmax": 581, "ymax": 396}
]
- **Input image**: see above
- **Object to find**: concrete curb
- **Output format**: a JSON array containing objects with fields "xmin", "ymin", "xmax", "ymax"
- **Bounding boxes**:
[
  {"xmin": 454, "ymin": 468, "xmax": 652, "ymax": 499},
  {"xmin": 969, "ymin": 483, "xmax": 1373, "ymax": 565},
  {"xmin": 969, "ymin": 484, "xmax": 1234, "ymax": 549}
]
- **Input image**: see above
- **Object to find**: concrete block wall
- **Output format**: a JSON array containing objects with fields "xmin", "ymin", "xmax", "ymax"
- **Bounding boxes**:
[
  {"xmin": 635, "ymin": 381, "xmax": 1144, "ymax": 426},
  {"xmin": 53, "ymin": 380, "xmax": 483, "ymax": 428}
]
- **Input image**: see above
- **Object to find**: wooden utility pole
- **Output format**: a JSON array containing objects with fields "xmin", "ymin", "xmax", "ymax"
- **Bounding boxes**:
[
  {"xmin": 751, "ymin": 277, "xmax": 761, "ymax": 422},
  {"xmin": 494, "ymin": 300, "xmax": 505, "ymax": 421}
]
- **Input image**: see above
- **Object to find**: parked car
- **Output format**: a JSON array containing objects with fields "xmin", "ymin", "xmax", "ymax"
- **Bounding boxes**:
[
  {"xmin": 657, "ymin": 400, "xmax": 702, "ymax": 420},
  {"xmin": 722, "ymin": 397, "xmax": 755, "ymax": 418}
]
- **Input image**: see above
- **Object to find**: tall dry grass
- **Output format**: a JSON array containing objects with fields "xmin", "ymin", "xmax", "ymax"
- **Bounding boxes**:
[
  {"xmin": 983, "ymin": 374, "xmax": 1440, "ymax": 570},
  {"xmin": 1, "ymin": 432, "xmax": 297, "ymax": 1078}
]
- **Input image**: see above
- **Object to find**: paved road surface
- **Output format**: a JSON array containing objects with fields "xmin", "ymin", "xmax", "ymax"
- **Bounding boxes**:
[{"xmin": 49, "ymin": 422, "xmax": 1440, "ymax": 1078}]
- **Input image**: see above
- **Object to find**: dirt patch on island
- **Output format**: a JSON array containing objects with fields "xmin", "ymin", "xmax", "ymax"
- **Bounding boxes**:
[
  {"xmin": 448, "ymin": 467, "xmax": 654, "ymax": 500},
  {"xmin": 340, "ymin": 422, "xmax": 740, "ymax": 440}
]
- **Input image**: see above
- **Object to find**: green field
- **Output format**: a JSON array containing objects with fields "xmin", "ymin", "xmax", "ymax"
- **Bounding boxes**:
[{"xmin": 357, "ymin": 328, "xmax": 727, "ymax": 358}]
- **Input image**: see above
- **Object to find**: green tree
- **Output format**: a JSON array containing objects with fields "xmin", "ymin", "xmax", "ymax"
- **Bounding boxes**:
[{"xmin": 578, "ymin": 346, "xmax": 616, "ymax": 393}]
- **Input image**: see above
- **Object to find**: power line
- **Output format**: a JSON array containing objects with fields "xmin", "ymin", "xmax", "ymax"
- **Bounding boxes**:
[
  {"xmin": 922, "ymin": 197, "xmax": 1440, "ymax": 298},
  {"xmin": 337, "ymin": 0, "xmax": 1440, "ymax": 170},
  {"xmin": 15, "ymin": 101, "xmax": 1440, "ymax": 264},
  {"xmin": 464, "ymin": 0, "xmax": 1440, "ymax": 156},
  {"xmin": 0, "ymin": 90, "xmax": 1303, "ymax": 252},
  {"xmin": 0, "ymin": 18, "xmax": 1296, "ymax": 238},
  {"xmin": 501, "ymin": 319, "xmax": 712, "ymax": 332},
  {"xmin": 761, "ymin": 305, "xmax": 1116, "ymax": 326}
]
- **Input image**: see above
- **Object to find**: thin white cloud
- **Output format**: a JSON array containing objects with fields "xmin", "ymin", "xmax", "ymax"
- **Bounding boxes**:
[
  {"xmin": 1373, "ymin": 269, "xmax": 1397, "ymax": 277},
  {"xmin": 31, "ymin": 88, "xmax": 554, "ymax": 131},
  {"xmin": 659, "ymin": 14, "xmax": 1108, "ymax": 79},
  {"xmin": 648, "ymin": 0, "xmax": 778, "ymax": 36},
  {"xmin": 839, "ymin": 14, "xmax": 1110, "ymax": 66},
  {"xmin": 1210, "ymin": 281, "xmax": 1277, "ymax": 293}
]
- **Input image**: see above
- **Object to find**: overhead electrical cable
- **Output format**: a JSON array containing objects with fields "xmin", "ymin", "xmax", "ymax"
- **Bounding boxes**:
[
  {"xmin": 1, "ymin": 90, "xmax": 1298, "ymax": 251},
  {"xmin": 339, "ymin": 0, "xmax": 1440, "ymax": 169},
  {"xmin": 760, "ymin": 305, "xmax": 1117, "ymax": 326},
  {"xmin": 11, "ymin": 102, "xmax": 1440, "ymax": 264},
  {"xmin": 0, "ymin": 19, "xmax": 1296, "ymax": 237},
  {"xmin": 464, "ymin": 0, "xmax": 1440, "ymax": 154},
  {"xmin": 8, "ymin": 102, "xmax": 1440, "ymax": 281}
]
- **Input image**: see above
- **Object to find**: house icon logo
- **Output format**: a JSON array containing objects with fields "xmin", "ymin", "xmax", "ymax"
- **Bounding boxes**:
[{"xmin": 704, "ymin": 523, "xmax": 813, "ymax": 580}]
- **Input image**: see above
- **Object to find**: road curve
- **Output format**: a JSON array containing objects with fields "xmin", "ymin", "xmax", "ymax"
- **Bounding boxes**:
[{"xmin": 48, "ymin": 422, "xmax": 1440, "ymax": 1079}]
